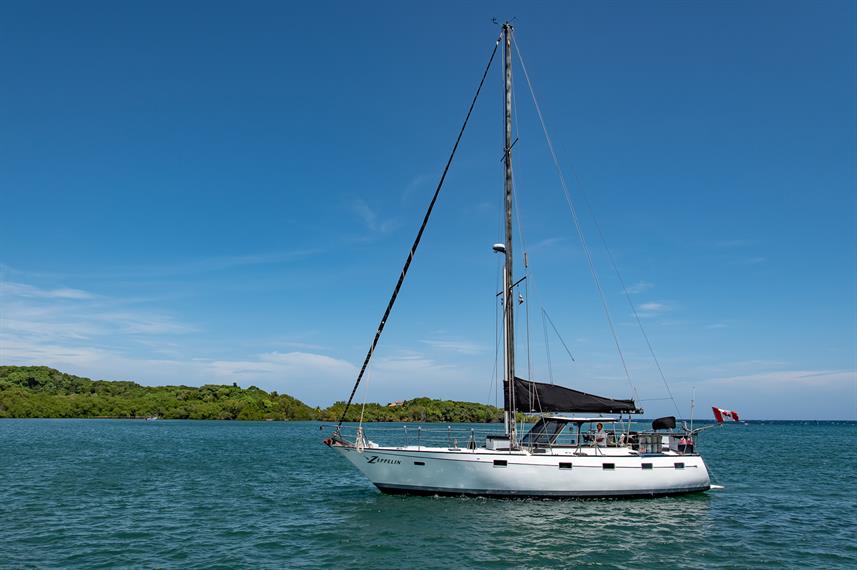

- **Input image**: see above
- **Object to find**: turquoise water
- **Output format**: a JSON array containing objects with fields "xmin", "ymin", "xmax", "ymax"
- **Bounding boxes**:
[{"xmin": 2, "ymin": 420, "xmax": 855, "ymax": 568}]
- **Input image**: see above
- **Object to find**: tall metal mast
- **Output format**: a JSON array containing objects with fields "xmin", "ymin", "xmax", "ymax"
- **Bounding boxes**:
[{"xmin": 502, "ymin": 22, "xmax": 517, "ymax": 443}]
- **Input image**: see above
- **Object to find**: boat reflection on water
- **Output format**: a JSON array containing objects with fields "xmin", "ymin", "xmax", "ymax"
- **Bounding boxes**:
[{"xmin": 335, "ymin": 491, "xmax": 713, "ymax": 566}]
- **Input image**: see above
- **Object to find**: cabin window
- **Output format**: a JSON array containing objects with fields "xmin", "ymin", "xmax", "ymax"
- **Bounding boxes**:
[
  {"xmin": 602, "ymin": 463, "xmax": 615, "ymax": 470},
  {"xmin": 414, "ymin": 461, "xmax": 425, "ymax": 466},
  {"xmin": 494, "ymin": 460, "xmax": 508, "ymax": 467},
  {"xmin": 674, "ymin": 462, "xmax": 685, "ymax": 469},
  {"xmin": 641, "ymin": 463, "xmax": 653, "ymax": 470},
  {"xmin": 559, "ymin": 462, "xmax": 572, "ymax": 470}
]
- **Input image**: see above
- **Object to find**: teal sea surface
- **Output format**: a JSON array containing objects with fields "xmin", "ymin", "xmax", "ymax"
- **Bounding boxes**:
[{"xmin": 2, "ymin": 419, "xmax": 855, "ymax": 568}]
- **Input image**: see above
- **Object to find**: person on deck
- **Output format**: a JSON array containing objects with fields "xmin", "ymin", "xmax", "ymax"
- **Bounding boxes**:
[{"xmin": 594, "ymin": 422, "xmax": 607, "ymax": 447}]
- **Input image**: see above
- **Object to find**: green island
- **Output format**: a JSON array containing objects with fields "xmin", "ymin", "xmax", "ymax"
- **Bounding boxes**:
[{"xmin": 0, "ymin": 366, "xmax": 503, "ymax": 423}]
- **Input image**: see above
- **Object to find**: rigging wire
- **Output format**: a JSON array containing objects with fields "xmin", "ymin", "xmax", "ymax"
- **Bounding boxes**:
[
  {"xmin": 580, "ymin": 193, "xmax": 683, "ymax": 417},
  {"xmin": 512, "ymin": 34, "xmax": 638, "ymax": 403},
  {"xmin": 336, "ymin": 33, "xmax": 503, "ymax": 428},
  {"xmin": 514, "ymin": 32, "xmax": 680, "ymax": 418},
  {"xmin": 488, "ymin": 290, "xmax": 501, "ymax": 409},
  {"xmin": 541, "ymin": 308, "xmax": 576, "ymax": 364},
  {"xmin": 487, "ymin": 48, "xmax": 505, "ymax": 412},
  {"xmin": 541, "ymin": 308, "xmax": 555, "ymax": 384}
]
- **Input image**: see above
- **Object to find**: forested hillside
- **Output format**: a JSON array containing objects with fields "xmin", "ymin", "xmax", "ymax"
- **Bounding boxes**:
[
  {"xmin": 0, "ymin": 366, "xmax": 317, "ymax": 420},
  {"xmin": 0, "ymin": 366, "xmax": 503, "ymax": 422}
]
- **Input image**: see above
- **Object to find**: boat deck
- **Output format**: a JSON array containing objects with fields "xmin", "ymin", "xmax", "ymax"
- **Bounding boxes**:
[{"xmin": 359, "ymin": 443, "xmax": 692, "ymax": 458}]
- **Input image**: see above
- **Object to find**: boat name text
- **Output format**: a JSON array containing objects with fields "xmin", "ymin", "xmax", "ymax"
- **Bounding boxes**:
[{"xmin": 366, "ymin": 455, "xmax": 401, "ymax": 465}]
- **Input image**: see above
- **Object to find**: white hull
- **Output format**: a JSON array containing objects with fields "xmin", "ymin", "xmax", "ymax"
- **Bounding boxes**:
[{"xmin": 330, "ymin": 443, "xmax": 710, "ymax": 498}]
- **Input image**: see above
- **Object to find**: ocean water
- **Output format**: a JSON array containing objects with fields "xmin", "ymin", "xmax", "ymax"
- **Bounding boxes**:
[{"xmin": 1, "ymin": 420, "xmax": 855, "ymax": 569}]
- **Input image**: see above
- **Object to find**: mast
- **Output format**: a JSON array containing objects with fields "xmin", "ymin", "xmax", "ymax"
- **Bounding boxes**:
[{"xmin": 502, "ymin": 22, "xmax": 517, "ymax": 443}]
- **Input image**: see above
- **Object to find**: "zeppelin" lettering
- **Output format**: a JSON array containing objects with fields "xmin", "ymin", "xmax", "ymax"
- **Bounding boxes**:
[{"xmin": 366, "ymin": 455, "xmax": 401, "ymax": 465}]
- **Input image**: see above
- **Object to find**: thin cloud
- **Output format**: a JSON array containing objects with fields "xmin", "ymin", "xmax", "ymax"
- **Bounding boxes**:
[
  {"xmin": 210, "ymin": 351, "xmax": 356, "ymax": 380},
  {"xmin": 0, "ymin": 281, "xmax": 94, "ymax": 300},
  {"xmin": 704, "ymin": 369, "xmax": 856, "ymax": 387},
  {"xmin": 714, "ymin": 239, "xmax": 757, "ymax": 248},
  {"xmin": 91, "ymin": 311, "xmax": 196, "ymax": 335},
  {"xmin": 531, "ymin": 237, "xmax": 566, "ymax": 250},
  {"xmin": 638, "ymin": 301, "xmax": 669, "ymax": 313},
  {"xmin": 0, "ymin": 278, "xmax": 365, "ymax": 405},
  {"xmin": 373, "ymin": 352, "xmax": 440, "ymax": 373},
  {"xmin": 270, "ymin": 340, "xmax": 327, "ymax": 351},
  {"xmin": 1, "ymin": 280, "xmax": 197, "ymax": 347},
  {"xmin": 421, "ymin": 339, "xmax": 486, "ymax": 355},
  {"xmin": 710, "ymin": 241, "xmax": 767, "ymax": 267},
  {"xmin": 130, "ymin": 250, "xmax": 321, "ymax": 277},
  {"xmin": 368, "ymin": 351, "xmax": 463, "ymax": 379},
  {"xmin": 634, "ymin": 300, "xmax": 675, "ymax": 319},
  {"xmin": 1, "ymin": 338, "xmax": 128, "ymax": 369},
  {"xmin": 623, "ymin": 281, "xmax": 653, "ymax": 295},
  {"xmin": 1, "ymin": 251, "xmax": 321, "ymax": 282},
  {"xmin": 351, "ymin": 198, "xmax": 397, "ymax": 234},
  {"xmin": 1, "ymin": 317, "xmax": 103, "ymax": 340},
  {"xmin": 656, "ymin": 319, "xmax": 687, "ymax": 327},
  {"xmin": 686, "ymin": 359, "xmax": 792, "ymax": 378},
  {"xmin": 401, "ymin": 174, "xmax": 430, "ymax": 203}
]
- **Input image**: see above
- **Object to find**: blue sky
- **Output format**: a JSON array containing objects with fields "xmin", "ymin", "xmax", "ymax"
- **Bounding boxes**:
[{"xmin": 1, "ymin": 1, "xmax": 855, "ymax": 419}]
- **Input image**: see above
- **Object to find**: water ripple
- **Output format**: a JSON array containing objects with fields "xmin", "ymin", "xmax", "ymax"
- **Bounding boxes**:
[{"xmin": 1, "ymin": 419, "xmax": 855, "ymax": 568}]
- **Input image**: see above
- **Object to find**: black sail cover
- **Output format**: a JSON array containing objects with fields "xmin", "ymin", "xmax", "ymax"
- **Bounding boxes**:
[{"xmin": 512, "ymin": 377, "xmax": 641, "ymax": 414}]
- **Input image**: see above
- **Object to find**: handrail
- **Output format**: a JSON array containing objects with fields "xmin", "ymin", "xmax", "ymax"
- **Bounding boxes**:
[{"xmin": 326, "ymin": 422, "xmax": 706, "ymax": 455}]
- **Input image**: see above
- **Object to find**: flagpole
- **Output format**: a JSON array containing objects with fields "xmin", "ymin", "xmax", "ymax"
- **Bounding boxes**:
[{"xmin": 690, "ymin": 386, "xmax": 695, "ymax": 433}]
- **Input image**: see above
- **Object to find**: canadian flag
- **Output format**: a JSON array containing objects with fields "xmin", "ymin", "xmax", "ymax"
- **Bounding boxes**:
[{"xmin": 712, "ymin": 406, "xmax": 740, "ymax": 423}]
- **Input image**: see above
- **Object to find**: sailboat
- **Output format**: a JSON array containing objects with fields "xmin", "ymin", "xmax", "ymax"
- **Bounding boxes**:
[{"xmin": 324, "ymin": 23, "xmax": 711, "ymax": 498}]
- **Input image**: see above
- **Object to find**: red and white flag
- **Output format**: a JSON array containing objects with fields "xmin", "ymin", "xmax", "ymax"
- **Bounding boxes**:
[{"xmin": 712, "ymin": 406, "xmax": 740, "ymax": 423}]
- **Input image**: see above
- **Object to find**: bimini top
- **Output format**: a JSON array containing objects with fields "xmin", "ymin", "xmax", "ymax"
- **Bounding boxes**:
[{"xmin": 514, "ymin": 377, "xmax": 642, "ymax": 414}]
